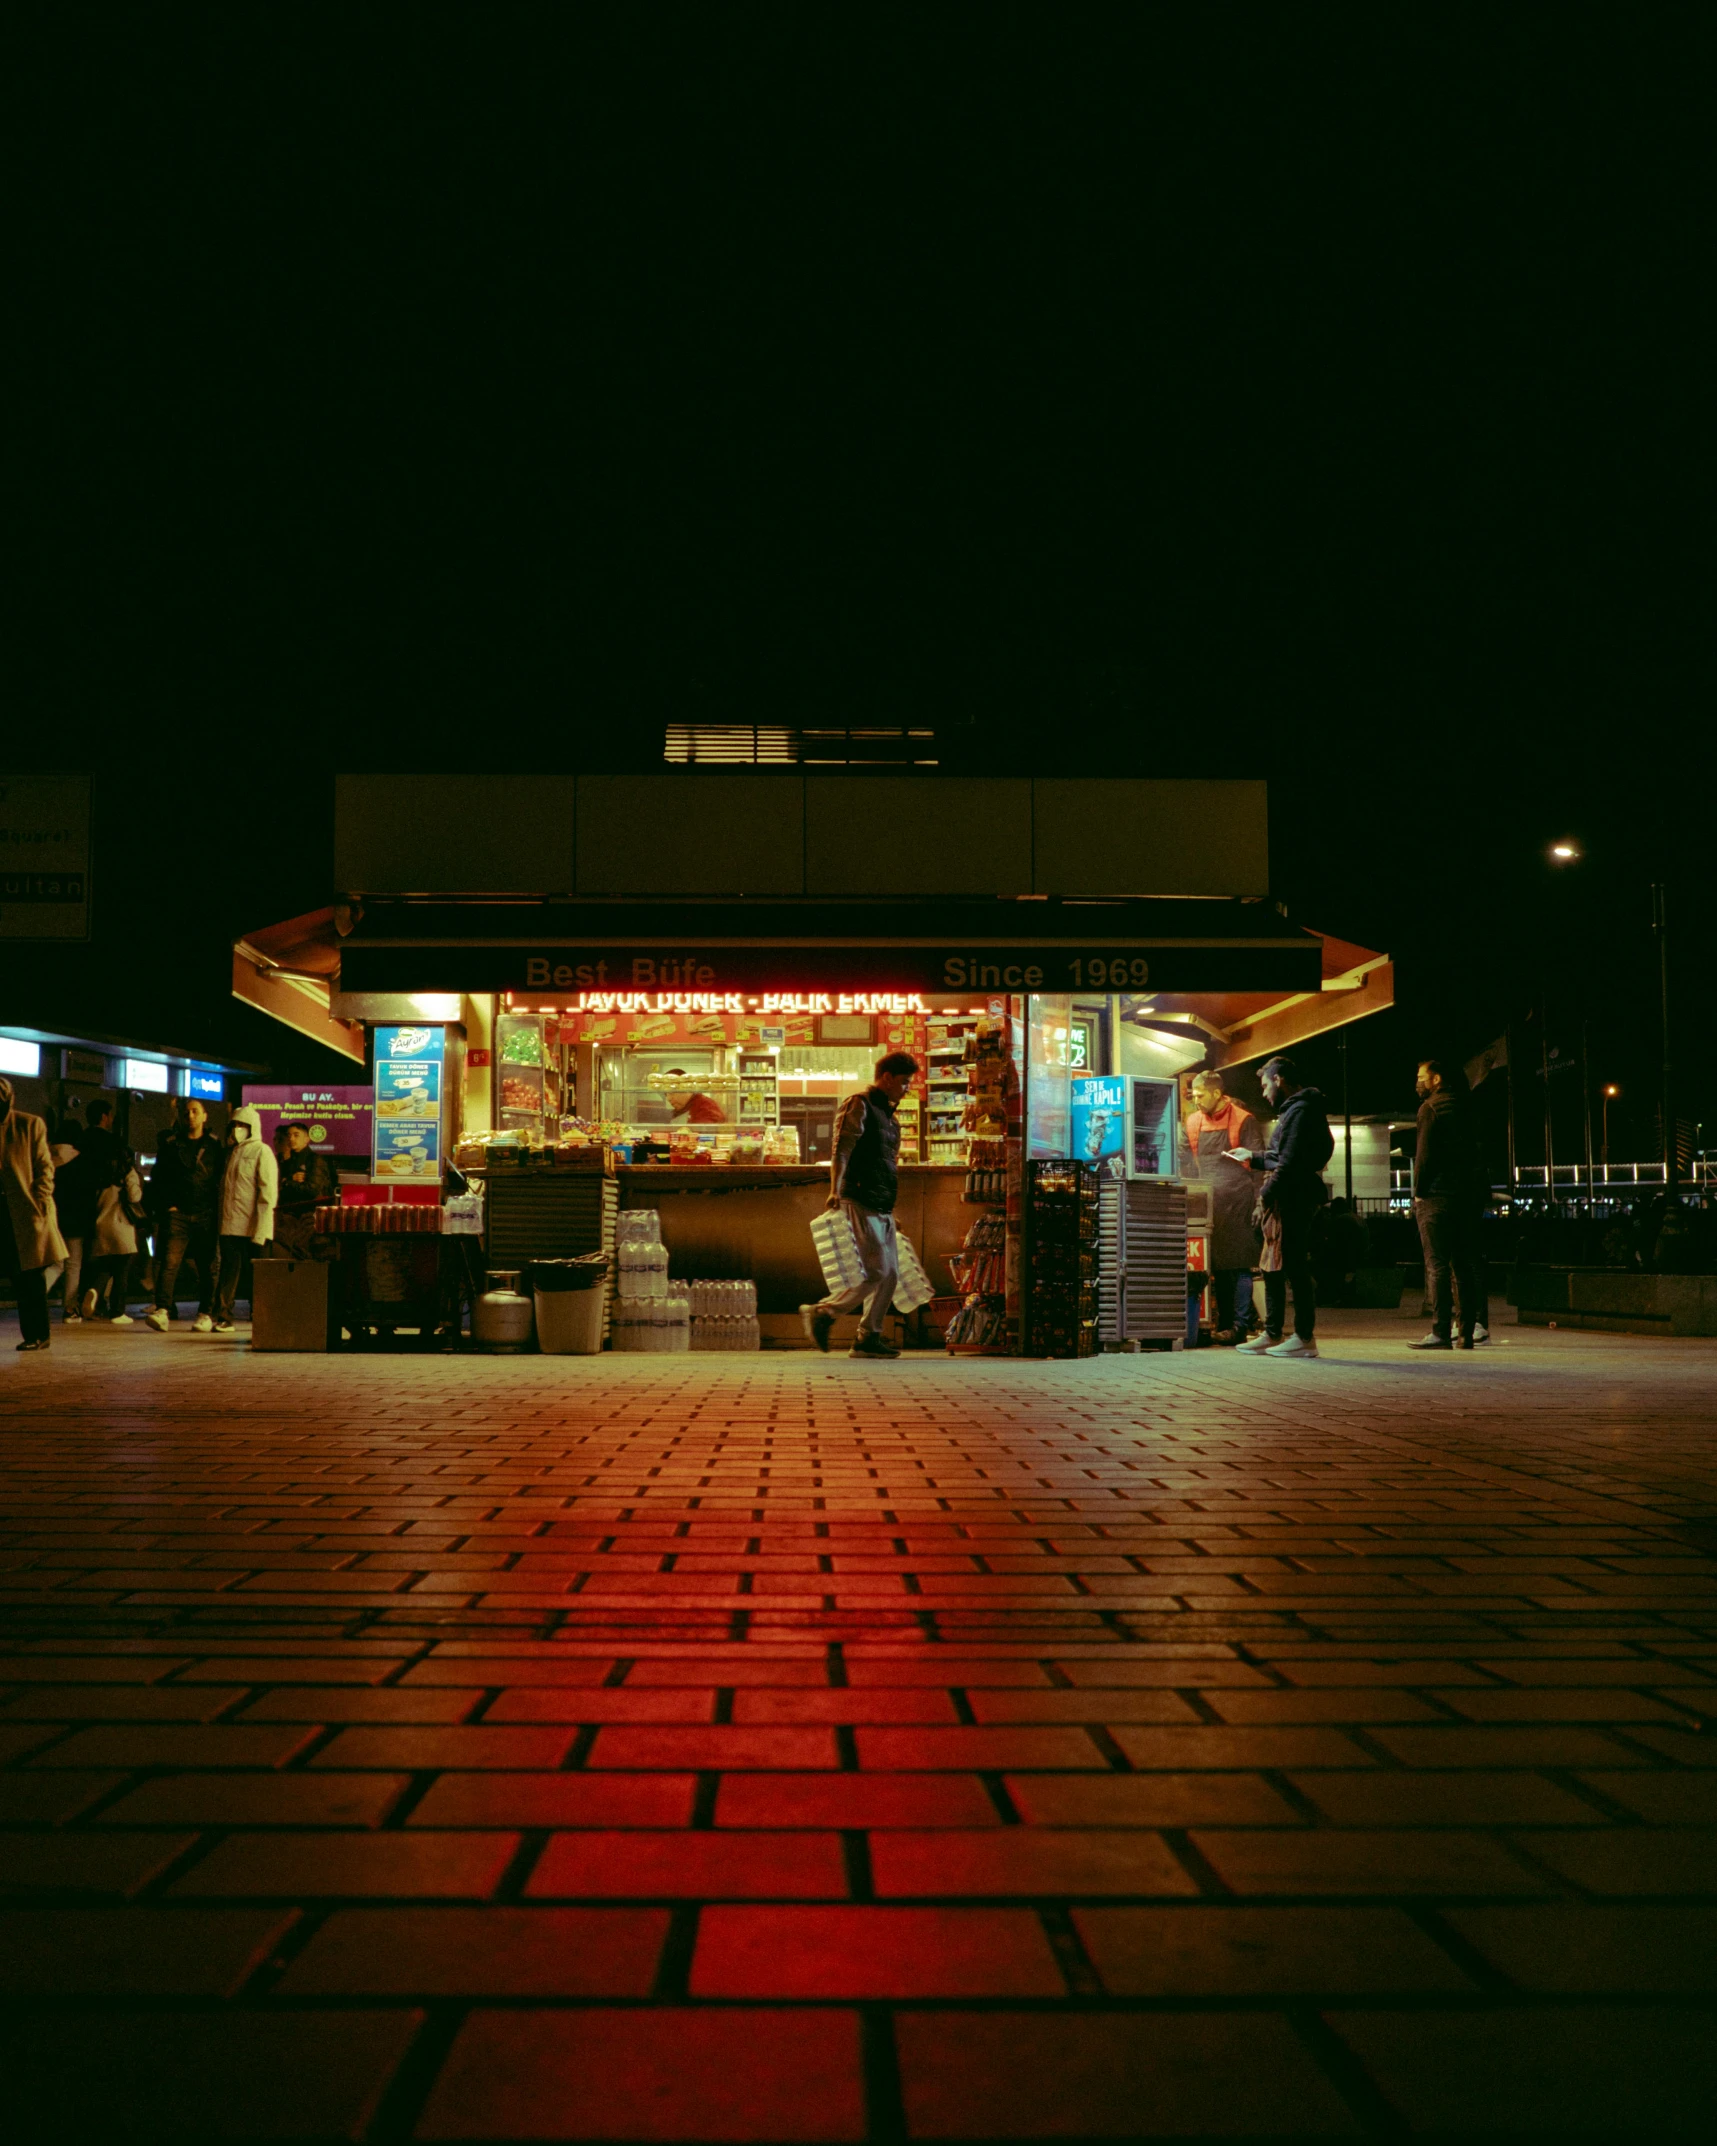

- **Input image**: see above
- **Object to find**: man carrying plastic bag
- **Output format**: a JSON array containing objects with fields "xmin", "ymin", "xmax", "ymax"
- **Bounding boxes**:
[{"xmin": 802, "ymin": 1050, "xmax": 919, "ymax": 1360}]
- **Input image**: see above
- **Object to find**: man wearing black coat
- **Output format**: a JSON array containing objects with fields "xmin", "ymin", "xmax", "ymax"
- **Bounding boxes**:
[
  {"xmin": 274, "ymin": 1123, "xmax": 339, "ymax": 1256},
  {"xmin": 1409, "ymin": 1060, "xmax": 1485, "ymax": 1351},
  {"xmin": 145, "ymin": 1098, "xmax": 224, "ymax": 1330},
  {"xmin": 1240, "ymin": 1055, "xmax": 1333, "ymax": 1360}
]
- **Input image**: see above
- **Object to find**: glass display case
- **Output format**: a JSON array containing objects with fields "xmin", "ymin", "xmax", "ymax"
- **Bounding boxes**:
[{"xmin": 496, "ymin": 1011, "xmax": 550, "ymax": 1139}]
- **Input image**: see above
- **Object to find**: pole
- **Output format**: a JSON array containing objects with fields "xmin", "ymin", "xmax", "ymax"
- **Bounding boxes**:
[
  {"xmin": 1341, "ymin": 1033, "xmax": 1353, "ymax": 1204},
  {"xmin": 1653, "ymin": 882, "xmax": 1676, "ymax": 1194},
  {"xmin": 1541, "ymin": 991, "xmax": 1555, "ymax": 1200},
  {"xmin": 1504, "ymin": 1022, "xmax": 1517, "ymax": 1195},
  {"xmin": 1602, "ymin": 1091, "xmax": 1610, "ymax": 1170},
  {"xmin": 1580, "ymin": 1018, "xmax": 1595, "ymax": 1206}
]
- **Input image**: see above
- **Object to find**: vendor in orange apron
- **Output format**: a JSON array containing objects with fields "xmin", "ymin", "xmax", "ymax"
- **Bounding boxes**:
[{"xmin": 1183, "ymin": 1072, "xmax": 1266, "ymax": 1342}]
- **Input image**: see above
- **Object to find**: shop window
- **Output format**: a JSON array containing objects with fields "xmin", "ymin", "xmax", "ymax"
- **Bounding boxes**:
[{"xmin": 663, "ymin": 725, "xmax": 937, "ymax": 766}]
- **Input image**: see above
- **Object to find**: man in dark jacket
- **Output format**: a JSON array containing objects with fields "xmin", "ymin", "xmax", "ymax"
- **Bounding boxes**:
[
  {"xmin": 1409, "ymin": 1060, "xmax": 1485, "ymax": 1351},
  {"xmin": 1241, "ymin": 1055, "xmax": 1333, "ymax": 1360},
  {"xmin": 274, "ymin": 1122, "xmax": 339, "ymax": 1256},
  {"xmin": 145, "ymin": 1098, "xmax": 224, "ymax": 1331},
  {"xmin": 801, "ymin": 1051, "xmax": 918, "ymax": 1361}
]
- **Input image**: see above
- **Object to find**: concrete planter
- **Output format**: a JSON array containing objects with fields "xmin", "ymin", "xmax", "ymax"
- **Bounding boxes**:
[{"xmin": 1511, "ymin": 1266, "xmax": 1717, "ymax": 1336}]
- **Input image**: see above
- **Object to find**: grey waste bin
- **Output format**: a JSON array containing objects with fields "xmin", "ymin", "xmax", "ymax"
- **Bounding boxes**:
[{"xmin": 531, "ymin": 1256, "xmax": 609, "ymax": 1356}]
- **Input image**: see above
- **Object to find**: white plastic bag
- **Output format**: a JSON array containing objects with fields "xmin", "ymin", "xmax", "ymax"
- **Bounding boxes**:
[{"xmin": 810, "ymin": 1207, "xmax": 933, "ymax": 1314}]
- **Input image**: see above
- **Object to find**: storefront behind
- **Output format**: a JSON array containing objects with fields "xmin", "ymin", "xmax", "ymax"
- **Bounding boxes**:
[{"xmin": 234, "ymin": 775, "xmax": 1392, "ymax": 1352}]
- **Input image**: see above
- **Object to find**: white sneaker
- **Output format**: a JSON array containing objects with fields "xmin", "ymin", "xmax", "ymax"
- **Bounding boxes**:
[
  {"xmin": 145, "ymin": 1308, "xmax": 170, "ymax": 1332},
  {"xmin": 109, "ymin": 1314, "xmax": 134, "ymax": 1326},
  {"xmin": 80, "ymin": 1289, "xmax": 99, "ymax": 1318},
  {"xmin": 1265, "ymin": 1334, "xmax": 1320, "ymax": 1359},
  {"xmin": 1238, "ymin": 1332, "xmax": 1278, "ymax": 1353},
  {"xmin": 192, "ymin": 1314, "xmax": 214, "ymax": 1333},
  {"xmin": 63, "ymin": 1311, "xmax": 83, "ymax": 1325},
  {"xmin": 1472, "ymin": 1324, "xmax": 1491, "ymax": 1344}
]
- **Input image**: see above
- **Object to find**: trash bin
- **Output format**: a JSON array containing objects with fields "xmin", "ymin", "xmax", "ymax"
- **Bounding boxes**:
[{"xmin": 531, "ymin": 1255, "xmax": 609, "ymax": 1355}]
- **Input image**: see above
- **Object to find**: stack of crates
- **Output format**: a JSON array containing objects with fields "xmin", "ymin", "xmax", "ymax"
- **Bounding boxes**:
[{"xmin": 1026, "ymin": 1158, "xmax": 1100, "ymax": 1359}]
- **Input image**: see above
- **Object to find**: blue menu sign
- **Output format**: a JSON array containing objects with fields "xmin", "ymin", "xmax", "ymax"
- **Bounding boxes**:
[
  {"xmin": 372, "ymin": 1025, "xmax": 445, "ymax": 1184},
  {"xmin": 1070, "ymin": 1075, "xmax": 1126, "ymax": 1175}
]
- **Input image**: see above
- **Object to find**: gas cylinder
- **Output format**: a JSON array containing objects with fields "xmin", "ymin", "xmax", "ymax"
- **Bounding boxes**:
[{"xmin": 473, "ymin": 1270, "xmax": 534, "ymax": 1351}]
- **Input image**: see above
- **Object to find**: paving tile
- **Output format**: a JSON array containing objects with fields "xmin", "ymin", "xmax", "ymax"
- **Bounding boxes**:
[
  {"xmin": 238, "ymin": 1686, "xmax": 482, "ymax": 1721},
  {"xmin": 965, "ymin": 1689, "xmax": 1201, "ymax": 1724},
  {"xmin": 1446, "ymin": 1904, "xmax": 1717, "ymax": 1990},
  {"xmin": 1579, "ymin": 1771, "xmax": 1717, "ymax": 1823},
  {"xmin": 1328, "ymin": 2007, "xmax": 1717, "ymax": 2134},
  {"xmin": 1518, "ymin": 1828, "xmax": 1717, "ymax": 1894},
  {"xmin": 408, "ymin": 1772, "xmax": 698, "ymax": 1828},
  {"xmin": 0, "ymin": 1905, "xmax": 296, "ymax": 1994},
  {"xmin": 485, "ymin": 1687, "xmax": 719, "ymax": 1722},
  {"xmin": 528, "ymin": 1829, "xmax": 848, "ymax": 1898},
  {"xmin": 168, "ymin": 1830, "xmax": 518, "ymax": 1898},
  {"xmin": 97, "ymin": 1772, "xmax": 408, "ymax": 1828},
  {"xmin": 1076, "ymin": 1903, "xmax": 1472, "ymax": 1993},
  {"xmin": 588, "ymin": 1725, "xmax": 839, "ymax": 1768},
  {"xmin": 1431, "ymin": 1686, "xmax": 1691, "ymax": 1722},
  {"xmin": 731, "ymin": 1688, "xmax": 961, "ymax": 1723},
  {"xmin": 280, "ymin": 1905, "xmax": 669, "ymax": 1994},
  {"xmin": 26, "ymin": 1722, "xmax": 320, "ymax": 1769},
  {"xmin": 690, "ymin": 1904, "xmax": 1066, "ymax": 1996},
  {"xmin": 715, "ymin": 1773, "xmax": 1002, "ymax": 1828},
  {"xmin": 1110, "ymin": 1725, "xmax": 1374, "ymax": 1769},
  {"xmin": 309, "ymin": 1724, "xmax": 578, "ymax": 1769},
  {"xmin": 627, "ymin": 1657, "xmax": 830, "ymax": 1686},
  {"xmin": 0, "ymin": 2009, "xmax": 421, "ymax": 2140},
  {"xmin": 1192, "ymin": 1828, "xmax": 1551, "ymax": 1896},
  {"xmin": 895, "ymin": 2010, "xmax": 1360, "ymax": 2136},
  {"xmin": 1290, "ymin": 1770, "xmax": 1604, "ymax": 1826},
  {"xmin": 0, "ymin": 1830, "xmax": 199, "ymax": 1898},
  {"xmin": 0, "ymin": 1769, "xmax": 123, "ymax": 1824},
  {"xmin": 856, "ymin": 1726, "xmax": 1106, "ymax": 1770},
  {"xmin": 400, "ymin": 1655, "xmax": 614, "ymax": 1686},
  {"xmin": 871, "ymin": 1827, "xmax": 1197, "ymax": 1897},
  {"xmin": 1201, "ymin": 1687, "xmax": 1442, "ymax": 1723},
  {"xmin": 0, "ymin": 1683, "xmax": 251, "ymax": 1720},
  {"xmin": 417, "ymin": 2008, "xmax": 866, "ymax": 2141},
  {"xmin": 1002, "ymin": 1770, "xmax": 1303, "ymax": 1826},
  {"xmin": 1367, "ymin": 1725, "xmax": 1651, "ymax": 1767}
]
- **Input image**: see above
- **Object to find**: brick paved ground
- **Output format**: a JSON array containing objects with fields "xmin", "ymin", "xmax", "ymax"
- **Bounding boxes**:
[{"xmin": 2, "ymin": 1310, "xmax": 1716, "ymax": 2139}]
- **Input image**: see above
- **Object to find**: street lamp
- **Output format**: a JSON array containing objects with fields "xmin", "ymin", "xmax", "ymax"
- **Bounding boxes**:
[
  {"xmin": 1602, "ymin": 1084, "xmax": 1619, "ymax": 1172},
  {"xmin": 1550, "ymin": 841, "xmax": 1581, "ymax": 863}
]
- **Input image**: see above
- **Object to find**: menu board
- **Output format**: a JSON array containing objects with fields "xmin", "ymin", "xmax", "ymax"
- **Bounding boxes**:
[
  {"xmin": 372, "ymin": 1026, "xmax": 445, "ymax": 1183},
  {"xmin": 246, "ymin": 1086, "xmax": 374, "ymax": 1163}
]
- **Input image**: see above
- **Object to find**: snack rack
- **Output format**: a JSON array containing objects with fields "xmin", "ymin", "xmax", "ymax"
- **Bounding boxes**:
[
  {"xmin": 496, "ymin": 1011, "xmax": 552, "ymax": 1139},
  {"xmin": 924, "ymin": 1014, "xmax": 979, "ymax": 1164}
]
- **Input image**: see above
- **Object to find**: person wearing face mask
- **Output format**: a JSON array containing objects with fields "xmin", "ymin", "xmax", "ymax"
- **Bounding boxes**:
[
  {"xmin": 210, "ymin": 1106, "xmax": 278, "ymax": 1333},
  {"xmin": 147, "ymin": 1097, "xmax": 225, "ymax": 1332},
  {"xmin": 0, "ymin": 1076, "xmax": 68, "ymax": 1352}
]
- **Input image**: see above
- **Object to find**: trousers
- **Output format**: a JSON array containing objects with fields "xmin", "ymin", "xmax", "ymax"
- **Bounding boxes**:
[
  {"xmin": 816, "ymin": 1203, "xmax": 899, "ymax": 1335},
  {"xmin": 155, "ymin": 1215, "xmax": 217, "ymax": 1315},
  {"xmin": 1416, "ymin": 1195, "xmax": 1483, "ymax": 1342},
  {"xmin": 214, "ymin": 1235, "xmax": 260, "ymax": 1323},
  {"xmin": 1211, "ymin": 1269, "xmax": 1257, "ymax": 1336}
]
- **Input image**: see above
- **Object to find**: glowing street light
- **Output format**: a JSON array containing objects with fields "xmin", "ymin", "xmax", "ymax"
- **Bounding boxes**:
[{"xmin": 1549, "ymin": 841, "xmax": 1581, "ymax": 862}]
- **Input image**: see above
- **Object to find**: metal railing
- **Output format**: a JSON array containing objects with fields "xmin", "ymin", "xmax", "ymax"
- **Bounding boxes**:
[{"xmin": 1510, "ymin": 1162, "xmax": 1716, "ymax": 1191}]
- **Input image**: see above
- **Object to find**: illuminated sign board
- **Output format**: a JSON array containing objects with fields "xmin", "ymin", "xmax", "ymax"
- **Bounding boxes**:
[
  {"xmin": 372, "ymin": 1025, "xmax": 444, "ymax": 1184},
  {"xmin": 343, "ymin": 940, "xmax": 1321, "ymax": 997},
  {"xmin": 185, "ymin": 1067, "xmax": 225, "ymax": 1100},
  {"xmin": 246, "ymin": 1086, "xmax": 375, "ymax": 1161}
]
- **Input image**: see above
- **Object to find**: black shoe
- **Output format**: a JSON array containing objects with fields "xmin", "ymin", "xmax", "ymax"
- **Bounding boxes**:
[
  {"xmin": 16, "ymin": 1339, "xmax": 49, "ymax": 1352},
  {"xmin": 800, "ymin": 1305, "xmax": 834, "ymax": 1353},
  {"xmin": 1456, "ymin": 1336, "xmax": 1475, "ymax": 1351},
  {"xmin": 1407, "ymin": 1334, "xmax": 1453, "ymax": 1351},
  {"xmin": 849, "ymin": 1331, "xmax": 901, "ymax": 1359}
]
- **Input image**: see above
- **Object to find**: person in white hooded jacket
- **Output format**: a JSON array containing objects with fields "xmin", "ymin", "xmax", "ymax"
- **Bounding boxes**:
[{"xmin": 211, "ymin": 1105, "xmax": 278, "ymax": 1332}]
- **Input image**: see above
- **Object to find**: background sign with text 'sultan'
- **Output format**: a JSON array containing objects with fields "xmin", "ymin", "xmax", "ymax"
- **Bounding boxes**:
[{"xmin": 0, "ymin": 775, "xmax": 90, "ymax": 940}]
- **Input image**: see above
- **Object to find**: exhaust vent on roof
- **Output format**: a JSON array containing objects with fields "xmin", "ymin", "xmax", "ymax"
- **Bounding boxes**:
[{"xmin": 663, "ymin": 726, "xmax": 937, "ymax": 766}]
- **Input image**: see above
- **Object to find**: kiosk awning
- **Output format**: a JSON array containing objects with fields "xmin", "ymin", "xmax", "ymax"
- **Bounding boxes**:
[{"xmin": 232, "ymin": 908, "xmax": 365, "ymax": 1064}]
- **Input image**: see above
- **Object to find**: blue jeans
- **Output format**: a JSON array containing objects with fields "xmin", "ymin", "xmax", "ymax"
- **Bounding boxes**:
[{"xmin": 1213, "ymin": 1270, "xmax": 1256, "ymax": 1337}]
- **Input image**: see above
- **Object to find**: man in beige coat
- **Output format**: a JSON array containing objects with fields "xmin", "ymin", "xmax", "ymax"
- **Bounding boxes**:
[{"xmin": 0, "ymin": 1076, "xmax": 67, "ymax": 1352}]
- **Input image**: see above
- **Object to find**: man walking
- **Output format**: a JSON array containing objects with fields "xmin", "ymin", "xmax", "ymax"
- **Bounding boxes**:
[
  {"xmin": 801, "ymin": 1050, "xmax": 918, "ymax": 1361},
  {"xmin": 146, "ymin": 1097, "xmax": 224, "ymax": 1332},
  {"xmin": 1183, "ymin": 1070, "xmax": 1265, "ymax": 1342},
  {"xmin": 0, "ymin": 1076, "xmax": 67, "ymax": 1353},
  {"xmin": 1409, "ymin": 1059, "xmax": 1485, "ymax": 1351},
  {"xmin": 1240, "ymin": 1055, "xmax": 1332, "ymax": 1360}
]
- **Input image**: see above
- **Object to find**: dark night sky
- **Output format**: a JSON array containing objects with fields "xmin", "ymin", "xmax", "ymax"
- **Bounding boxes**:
[{"xmin": 11, "ymin": 12, "xmax": 1714, "ymax": 1160}]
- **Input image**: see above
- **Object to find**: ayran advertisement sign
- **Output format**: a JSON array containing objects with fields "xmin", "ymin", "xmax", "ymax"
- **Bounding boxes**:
[
  {"xmin": 372, "ymin": 1025, "xmax": 445, "ymax": 1183},
  {"xmin": 245, "ymin": 1086, "xmax": 375, "ymax": 1163}
]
